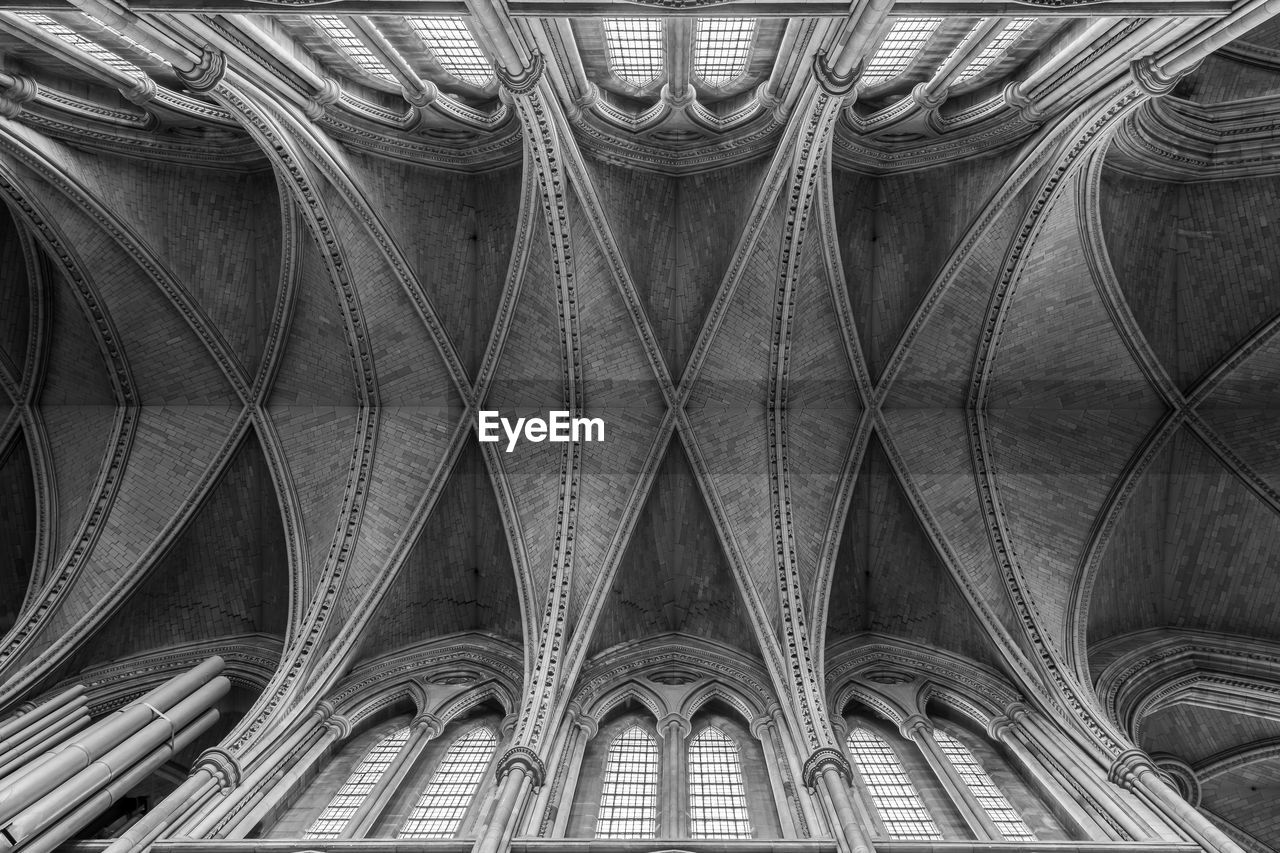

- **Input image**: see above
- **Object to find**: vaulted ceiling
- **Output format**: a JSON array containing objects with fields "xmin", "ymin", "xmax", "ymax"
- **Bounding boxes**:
[{"xmin": 2, "ymin": 0, "xmax": 1280, "ymax": 846}]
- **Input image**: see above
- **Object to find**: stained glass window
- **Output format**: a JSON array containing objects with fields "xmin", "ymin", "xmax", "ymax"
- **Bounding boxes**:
[
  {"xmin": 955, "ymin": 19, "xmax": 1034, "ymax": 84},
  {"xmin": 399, "ymin": 726, "xmax": 497, "ymax": 838},
  {"xmin": 408, "ymin": 17, "xmax": 493, "ymax": 86},
  {"xmin": 602, "ymin": 18, "xmax": 664, "ymax": 87},
  {"xmin": 16, "ymin": 13, "xmax": 143, "ymax": 76},
  {"xmin": 305, "ymin": 727, "xmax": 410, "ymax": 838},
  {"xmin": 595, "ymin": 726, "xmax": 658, "ymax": 838},
  {"xmin": 846, "ymin": 728, "xmax": 941, "ymax": 840},
  {"xmin": 314, "ymin": 15, "xmax": 397, "ymax": 83},
  {"xmin": 860, "ymin": 18, "xmax": 942, "ymax": 86},
  {"xmin": 694, "ymin": 18, "xmax": 755, "ymax": 86},
  {"xmin": 688, "ymin": 726, "xmax": 753, "ymax": 839},
  {"xmin": 934, "ymin": 729, "xmax": 1035, "ymax": 841}
]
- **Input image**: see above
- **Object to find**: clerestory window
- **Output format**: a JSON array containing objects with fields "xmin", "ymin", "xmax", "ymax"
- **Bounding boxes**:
[
  {"xmin": 305, "ymin": 727, "xmax": 410, "ymax": 839},
  {"xmin": 595, "ymin": 725, "xmax": 659, "ymax": 838},
  {"xmin": 688, "ymin": 726, "xmax": 753, "ymax": 838},
  {"xmin": 313, "ymin": 15, "xmax": 397, "ymax": 83},
  {"xmin": 955, "ymin": 18, "xmax": 1033, "ymax": 84},
  {"xmin": 602, "ymin": 18, "xmax": 665, "ymax": 87},
  {"xmin": 934, "ymin": 729, "xmax": 1036, "ymax": 841},
  {"xmin": 693, "ymin": 18, "xmax": 756, "ymax": 86},
  {"xmin": 399, "ymin": 726, "xmax": 497, "ymax": 838},
  {"xmin": 846, "ymin": 727, "xmax": 941, "ymax": 840},
  {"xmin": 15, "ymin": 13, "xmax": 144, "ymax": 76},
  {"xmin": 860, "ymin": 18, "xmax": 942, "ymax": 86},
  {"xmin": 408, "ymin": 17, "xmax": 494, "ymax": 87}
]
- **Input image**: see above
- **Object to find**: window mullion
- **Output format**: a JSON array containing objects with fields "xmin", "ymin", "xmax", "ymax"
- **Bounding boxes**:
[
  {"xmin": 340, "ymin": 717, "xmax": 440, "ymax": 838},
  {"xmin": 658, "ymin": 715, "xmax": 689, "ymax": 837},
  {"xmin": 903, "ymin": 717, "xmax": 1002, "ymax": 840}
]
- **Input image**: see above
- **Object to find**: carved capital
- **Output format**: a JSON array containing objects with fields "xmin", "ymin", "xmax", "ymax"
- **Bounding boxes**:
[
  {"xmin": 496, "ymin": 51, "xmax": 544, "ymax": 96},
  {"xmin": 1002, "ymin": 82, "xmax": 1045, "ymax": 123},
  {"xmin": 1130, "ymin": 56, "xmax": 1189, "ymax": 97},
  {"xmin": 751, "ymin": 715, "xmax": 778, "ymax": 740},
  {"xmin": 1108, "ymin": 748, "xmax": 1156, "ymax": 791},
  {"xmin": 403, "ymin": 80, "xmax": 439, "ymax": 108},
  {"xmin": 812, "ymin": 49, "xmax": 858, "ymax": 98},
  {"xmin": 411, "ymin": 713, "xmax": 444, "ymax": 738},
  {"xmin": 899, "ymin": 713, "xmax": 932, "ymax": 740},
  {"xmin": 497, "ymin": 744, "xmax": 546, "ymax": 789},
  {"xmin": 802, "ymin": 746, "xmax": 852, "ymax": 789},
  {"xmin": 120, "ymin": 76, "xmax": 158, "ymax": 105},
  {"xmin": 195, "ymin": 747, "xmax": 242, "ymax": 792},
  {"xmin": 657, "ymin": 713, "xmax": 691, "ymax": 739},
  {"xmin": 661, "ymin": 82, "xmax": 696, "ymax": 108},
  {"xmin": 177, "ymin": 45, "xmax": 226, "ymax": 93},
  {"xmin": 0, "ymin": 74, "xmax": 37, "ymax": 118},
  {"xmin": 911, "ymin": 81, "xmax": 946, "ymax": 110},
  {"xmin": 322, "ymin": 712, "xmax": 352, "ymax": 740}
]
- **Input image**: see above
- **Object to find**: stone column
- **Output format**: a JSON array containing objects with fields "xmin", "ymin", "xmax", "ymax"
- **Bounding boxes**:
[
  {"xmin": 548, "ymin": 710, "xmax": 597, "ymax": 837},
  {"xmin": 901, "ymin": 715, "xmax": 1000, "ymax": 840},
  {"xmin": 803, "ymin": 748, "xmax": 874, "ymax": 853},
  {"xmin": 752, "ymin": 715, "xmax": 797, "ymax": 837},
  {"xmin": 988, "ymin": 713, "xmax": 1108, "ymax": 839},
  {"xmin": 341, "ymin": 714, "xmax": 443, "ymax": 838},
  {"xmin": 473, "ymin": 746, "xmax": 544, "ymax": 853},
  {"xmin": 1110, "ymin": 750, "xmax": 1245, "ymax": 853},
  {"xmin": 657, "ymin": 714, "xmax": 690, "ymax": 838},
  {"xmin": 1004, "ymin": 705, "xmax": 1155, "ymax": 840}
]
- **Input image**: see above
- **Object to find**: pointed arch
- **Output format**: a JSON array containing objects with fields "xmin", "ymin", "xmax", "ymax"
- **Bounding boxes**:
[
  {"xmin": 846, "ymin": 727, "xmax": 940, "ymax": 840},
  {"xmin": 305, "ymin": 726, "xmax": 411, "ymax": 839},
  {"xmin": 595, "ymin": 725, "xmax": 658, "ymax": 838},
  {"xmin": 399, "ymin": 726, "xmax": 498, "ymax": 838},
  {"xmin": 688, "ymin": 725, "xmax": 752, "ymax": 839},
  {"xmin": 933, "ymin": 728, "xmax": 1035, "ymax": 841}
]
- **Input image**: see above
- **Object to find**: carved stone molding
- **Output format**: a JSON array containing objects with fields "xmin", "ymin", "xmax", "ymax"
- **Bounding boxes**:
[{"xmin": 497, "ymin": 744, "xmax": 547, "ymax": 789}]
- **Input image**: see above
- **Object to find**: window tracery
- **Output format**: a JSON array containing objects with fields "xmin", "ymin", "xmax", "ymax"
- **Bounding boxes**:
[
  {"xmin": 846, "ymin": 727, "xmax": 941, "ymax": 840},
  {"xmin": 934, "ymin": 729, "xmax": 1036, "ymax": 841},
  {"xmin": 313, "ymin": 15, "xmax": 397, "ymax": 83},
  {"xmin": 408, "ymin": 17, "xmax": 494, "ymax": 87},
  {"xmin": 860, "ymin": 18, "xmax": 942, "ymax": 86},
  {"xmin": 693, "ymin": 18, "xmax": 755, "ymax": 86},
  {"xmin": 15, "ymin": 13, "xmax": 145, "ymax": 76},
  {"xmin": 399, "ymin": 726, "xmax": 497, "ymax": 838},
  {"xmin": 594, "ymin": 725, "xmax": 659, "ymax": 838},
  {"xmin": 602, "ymin": 18, "xmax": 665, "ymax": 87},
  {"xmin": 954, "ymin": 19, "xmax": 1033, "ymax": 84},
  {"xmin": 305, "ymin": 726, "xmax": 410, "ymax": 839},
  {"xmin": 688, "ymin": 725, "xmax": 753, "ymax": 838}
]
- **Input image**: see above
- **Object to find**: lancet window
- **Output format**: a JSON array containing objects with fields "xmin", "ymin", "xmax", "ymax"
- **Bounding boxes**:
[
  {"xmin": 399, "ymin": 726, "xmax": 498, "ymax": 838},
  {"xmin": 305, "ymin": 727, "xmax": 410, "ymax": 839},
  {"xmin": 846, "ymin": 727, "xmax": 942, "ymax": 840}
]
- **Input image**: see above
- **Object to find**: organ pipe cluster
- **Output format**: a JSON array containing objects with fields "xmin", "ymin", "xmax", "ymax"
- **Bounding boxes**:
[{"xmin": 0, "ymin": 656, "xmax": 227, "ymax": 853}]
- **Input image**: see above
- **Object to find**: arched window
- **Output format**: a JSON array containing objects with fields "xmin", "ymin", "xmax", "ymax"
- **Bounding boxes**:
[
  {"xmin": 305, "ymin": 727, "xmax": 410, "ymax": 839},
  {"xmin": 693, "ymin": 18, "xmax": 755, "ymax": 86},
  {"xmin": 860, "ymin": 18, "xmax": 942, "ymax": 86},
  {"xmin": 399, "ymin": 726, "xmax": 497, "ymax": 838},
  {"xmin": 408, "ymin": 17, "xmax": 493, "ymax": 87},
  {"xmin": 846, "ymin": 728, "xmax": 941, "ymax": 840},
  {"xmin": 602, "ymin": 18, "xmax": 664, "ymax": 87},
  {"xmin": 933, "ymin": 729, "xmax": 1035, "ymax": 841},
  {"xmin": 595, "ymin": 726, "xmax": 658, "ymax": 838},
  {"xmin": 688, "ymin": 726, "xmax": 752, "ymax": 839}
]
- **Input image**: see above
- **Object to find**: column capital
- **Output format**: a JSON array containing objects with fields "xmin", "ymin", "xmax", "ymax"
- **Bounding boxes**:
[
  {"xmin": 322, "ymin": 712, "xmax": 352, "ymax": 740},
  {"xmin": 899, "ymin": 714, "xmax": 932, "ymax": 740},
  {"xmin": 411, "ymin": 713, "xmax": 443, "ymax": 737},
  {"xmin": 657, "ymin": 713, "xmax": 691, "ymax": 739},
  {"xmin": 194, "ymin": 747, "xmax": 242, "ymax": 793},
  {"xmin": 802, "ymin": 746, "xmax": 852, "ymax": 789},
  {"xmin": 1130, "ymin": 55, "xmax": 1196, "ymax": 97},
  {"xmin": 496, "ymin": 51, "xmax": 545, "ymax": 96},
  {"xmin": 176, "ymin": 44, "xmax": 226, "ymax": 93},
  {"xmin": 1108, "ymin": 748, "xmax": 1156, "ymax": 791},
  {"xmin": 812, "ymin": 49, "xmax": 859, "ymax": 97},
  {"xmin": 751, "ymin": 714, "xmax": 778, "ymax": 740},
  {"xmin": 496, "ymin": 744, "xmax": 546, "ymax": 789}
]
